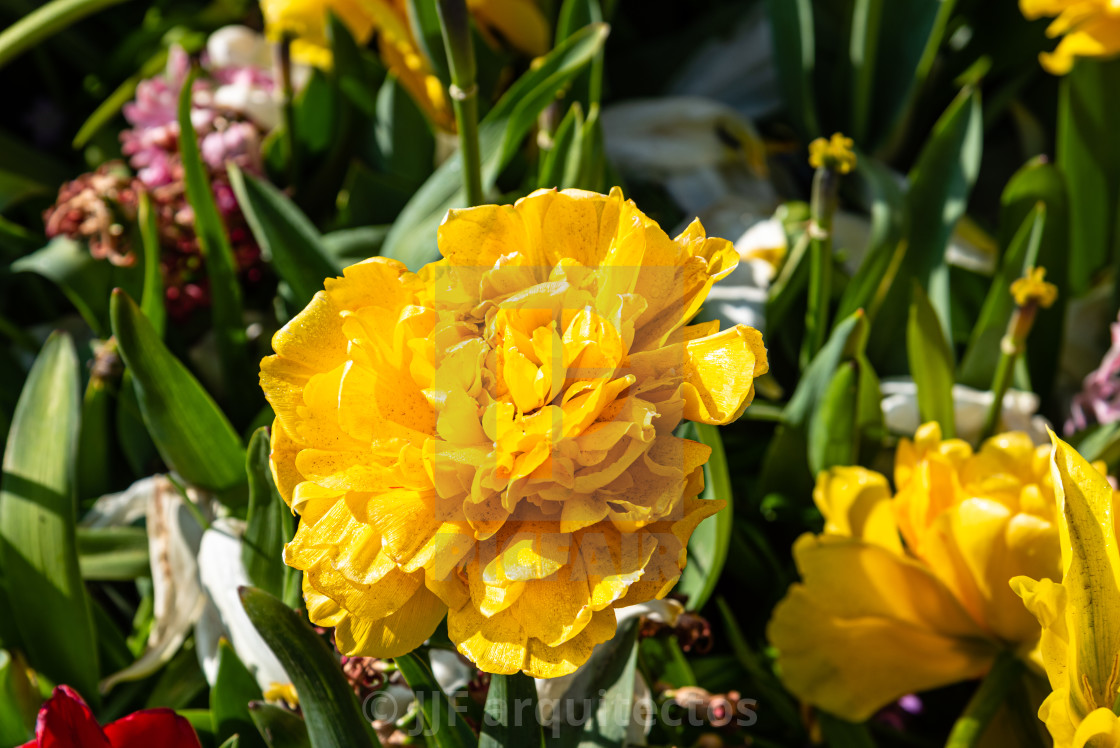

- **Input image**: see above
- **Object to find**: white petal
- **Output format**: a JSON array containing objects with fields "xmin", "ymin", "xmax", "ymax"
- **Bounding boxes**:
[
  {"xmin": 101, "ymin": 476, "xmax": 210, "ymax": 691},
  {"xmin": 81, "ymin": 475, "xmax": 161, "ymax": 528},
  {"xmin": 196, "ymin": 518, "xmax": 291, "ymax": 693},
  {"xmin": 207, "ymin": 26, "xmax": 271, "ymax": 70},
  {"xmin": 430, "ymin": 649, "xmax": 473, "ymax": 695}
]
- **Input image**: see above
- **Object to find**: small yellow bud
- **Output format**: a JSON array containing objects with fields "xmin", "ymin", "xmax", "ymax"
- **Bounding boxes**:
[
  {"xmin": 808, "ymin": 133, "xmax": 857, "ymax": 174},
  {"xmin": 1010, "ymin": 266, "xmax": 1058, "ymax": 309}
]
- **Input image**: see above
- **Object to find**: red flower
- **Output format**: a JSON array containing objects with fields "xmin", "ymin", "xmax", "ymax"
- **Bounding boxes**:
[{"xmin": 20, "ymin": 685, "xmax": 201, "ymax": 748}]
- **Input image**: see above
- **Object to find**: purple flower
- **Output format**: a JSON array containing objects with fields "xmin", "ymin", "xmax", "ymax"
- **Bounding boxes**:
[{"xmin": 1068, "ymin": 315, "xmax": 1120, "ymax": 434}]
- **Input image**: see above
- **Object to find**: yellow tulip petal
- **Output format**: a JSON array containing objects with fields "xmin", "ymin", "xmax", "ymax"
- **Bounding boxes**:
[
  {"xmin": 449, "ymin": 604, "xmax": 527, "ymax": 675},
  {"xmin": 334, "ymin": 584, "xmax": 447, "ymax": 658},
  {"xmin": 523, "ymin": 607, "xmax": 618, "ymax": 678},
  {"xmin": 813, "ymin": 466, "xmax": 901, "ymax": 550},
  {"xmin": 767, "ymin": 585, "xmax": 997, "ymax": 721},
  {"xmin": 680, "ymin": 325, "xmax": 769, "ymax": 425}
]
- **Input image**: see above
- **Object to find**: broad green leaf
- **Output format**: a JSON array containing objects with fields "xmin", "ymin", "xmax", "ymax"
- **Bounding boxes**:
[
  {"xmin": 759, "ymin": 311, "xmax": 868, "ymax": 498},
  {"xmin": 835, "ymin": 157, "xmax": 905, "ymax": 324},
  {"xmin": 76, "ymin": 527, "xmax": 149, "ymax": 580},
  {"xmin": 229, "ymin": 165, "xmax": 341, "ymax": 309},
  {"xmin": 638, "ymin": 636, "xmax": 696, "ymax": 689},
  {"xmin": 538, "ymin": 102, "xmax": 583, "ymax": 189},
  {"xmin": 249, "ymin": 702, "xmax": 312, "ymax": 748},
  {"xmin": 240, "ymin": 587, "xmax": 381, "ymax": 748},
  {"xmin": 959, "ymin": 204, "xmax": 1045, "ymax": 389},
  {"xmin": 478, "ymin": 672, "xmax": 542, "ymax": 748},
  {"xmin": 575, "ymin": 620, "xmax": 639, "ymax": 748},
  {"xmin": 381, "ymin": 23, "xmax": 610, "ymax": 267},
  {"xmin": 178, "ymin": 709, "xmax": 217, "ymax": 745},
  {"xmin": 903, "ymin": 87, "xmax": 983, "ymax": 343},
  {"xmin": 110, "ymin": 290, "xmax": 247, "ymax": 495},
  {"xmin": 808, "ymin": 361, "xmax": 860, "ymax": 474},
  {"xmin": 0, "ymin": 0, "xmax": 132, "ymax": 72},
  {"xmin": 395, "ymin": 652, "xmax": 475, "ymax": 748},
  {"xmin": 676, "ymin": 422, "xmax": 732, "ymax": 612},
  {"xmin": 852, "ymin": 0, "xmax": 941, "ymax": 148},
  {"xmin": 11, "ymin": 237, "xmax": 114, "ymax": 336},
  {"xmin": 147, "ymin": 641, "xmax": 210, "ymax": 709},
  {"xmin": 213, "ymin": 641, "xmax": 266, "ymax": 748},
  {"xmin": 243, "ymin": 428, "xmax": 297, "ymax": 602},
  {"xmin": 0, "ymin": 332, "xmax": 100, "ymax": 701},
  {"xmin": 373, "ymin": 76, "xmax": 437, "ymax": 187},
  {"xmin": 178, "ymin": 68, "xmax": 250, "ymax": 405},
  {"xmin": 0, "ymin": 650, "xmax": 35, "ymax": 746},
  {"xmin": 321, "ymin": 226, "xmax": 389, "ymax": 265},
  {"xmin": 764, "ymin": 0, "xmax": 819, "ymax": 139},
  {"xmin": 1058, "ymin": 58, "xmax": 1120, "ymax": 295},
  {"xmin": 907, "ymin": 283, "xmax": 956, "ymax": 439},
  {"xmin": 76, "ymin": 369, "xmax": 113, "ymax": 503},
  {"xmin": 137, "ymin": 190, "xmax": 166, "ymax": 337}
]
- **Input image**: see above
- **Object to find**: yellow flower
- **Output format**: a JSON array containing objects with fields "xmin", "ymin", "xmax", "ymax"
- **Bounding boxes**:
[
  {"xmin": 261, "ymin": 0, "xmax": 549, "ymax": 129},
  {"xmin": 1020, "ymin": 0, "xmax": 1120, "ymax": 74},
  {"xmin": 808, "ymin": 132, "xmax": 857, "ymax": 174},
  {"xmin": 1011, "ymin": 266, "xmax": 1059, "ymax": 309},
  {"xmin": 1013, "ymin": 431, "xmax": 1120, "ymax": 747},
  {"xmin": 767, "ymin": 423, "xmax": 1063, "ymax": 721},
  {"xmin": 261, "ymin": 187, "xmax": 768, "ymax": 677}
]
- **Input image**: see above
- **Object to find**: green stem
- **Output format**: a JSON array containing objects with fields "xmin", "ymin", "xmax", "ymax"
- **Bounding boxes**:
[
  {"xmin": 979, "ymin": 337, "xmax": 1016, "ymax": 443},
  {"xmin": 945, "ymin": 652, "xmax": 1023, "ymax": 748},
  {"xmin": 802, "ymin": 167, "xmax": 836, "ymax": 369},
  {"xmin": 275, "ymin": 35, "xmax": 298, "ymax": 190},
  {"xmin": 436, "ymin": 0, "xmax": 484, "ymax": 207}
]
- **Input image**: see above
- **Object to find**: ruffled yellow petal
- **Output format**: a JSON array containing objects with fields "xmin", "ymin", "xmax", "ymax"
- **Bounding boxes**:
[
  {"xmin": 813, "ymin": 466, "xmax": 901, "ymax": 551},
  {"xmin": 680, "ymin": 326, "xmax": 768, "ymax": 424},
  {"xmin": 334, "ymin": 584, "xmax": 447, "ymax": 658}
]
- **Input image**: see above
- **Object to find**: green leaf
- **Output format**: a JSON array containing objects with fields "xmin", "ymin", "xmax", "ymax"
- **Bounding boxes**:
[
  {"xmin": 819, "ymin": 712, "xmax": 877, "ymax": 747},
  {"xmin": 110, "ymin": 290, "xmax": 247, "ymax": 495},
  {"xmin": 395, "ymin": 652, "xmax": 475, "ymax": 748},
  {"xmin": 907, "ymin": 282, "xmax": 957, "ymax": 439},
  {"xmin": 239, "ymin": 587, "xmax": 381, "ymax": 748},
  {"xmin": 178, "ymin": 709, "xmax": 217, "ymax": 746},
  {"xmin": 478, "ymin": 672, "xmax": 542, "ymax": 748},
  {"xmin": 373, "ymin": 76, "xmax": 437, "ymax": 187},
  {"xmin": 851, "ymin": 0, "xmax": 942, "ymax": 148},
  {"xmin": 538, "ymin": 102, "xmax": 583, "ymax": 189},
  {"xmin": 243, "ymin": 427, "xmax": 297, "ymax": 602},
  {"xmin": 0, "ymin": 332, "xmax": 100, "ymax": 701},
  {"xmin": 0, "ymin": 650, "xmax": 35, "ymax": 746},
  {"xmin": 1058, "ymin": 58, "xmax": 1120, "ymax": 295},
  {"xmin": 137, "ymin": 190, "xmax": 166, "ymax": 338},
  {"xmin": 321, "ymin": 226, "xmax": 390, "ymax": 266},
  {"xmin": 759, "ymin": 311, "xmax": 868, "ymax": 498},
  {"xmin": 249, "ymin": 702, "xmax": 312, "ymax": 748},
  {"xmin": 959, "ymin": 204, "xmax": 1046, "ymax": 389},
  {"xmin": 178, "ymin": 68, "xmax": 250, "ymax": 403},
  {"xmin": 902, "ymin": 87, "xmax": 984, "ymax": 343},
  {"xmin": 76, "ymin": 369, "xmax": 114, "ymax": 503},
  {"xmin": 220, "ymin": 737, "xmax": 242, "ymax": 748},
  {"xmin": 0, "ymin": 0, "xmax": 133, "ymax": 72},
  {"xmin": 638, "ymin": 636, "xmax": 696, "ymax": 689},
  {"xmin": 229, "ymin": 165, "xmax": 341, "ymax": 309},
  {"xmin": 12, "ymin": 237, "xmax": 114, "ymax": 336},
  {"xmin": 808, "ymin": 361, "xmax": 860, "ymax": 474},
  {"xmin": 675, "ymin": 422, "xmax": 732, "ymax": 612},
  {"xmin": 381, "ymin": 23, "xmax": 610, "ymax": 268},
  {"xmin": 835, "ymin": 157, "xmax": 906, "ymax": 324},
  {"xmin": 575, "ymin": 620, "xmax": 639, "ymax": 748},
  {"xmin": 404, "ymin": 0, "xmax": 449, "ymax": 83},
  {"xmin": 76, "ymin": 527, "xmax": 149, "ymax": 580},
  {"xmin": 213, "ymin": 641, "xmax": 266, "ymax": 748},
  {"xmin": 73, "ymin": 49, "xmax": 168, "ymax": 149},
  {"xmin": 764, "ymin": 0, "xmax": 820, "ymax": 139}
]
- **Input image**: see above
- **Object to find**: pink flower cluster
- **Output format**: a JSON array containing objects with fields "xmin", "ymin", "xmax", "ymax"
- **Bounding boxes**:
[
  {"xmin": 1068, "ymin": 314, "xmax": 1120, "ymax": 433},
  {"xmin": 45, "ymin": 33, "xmax": 276, "ymax": 320}
]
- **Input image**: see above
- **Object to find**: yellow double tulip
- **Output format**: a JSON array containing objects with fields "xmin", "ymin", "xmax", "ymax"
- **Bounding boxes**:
[
  {"xmin": 1020, "ymin": 0, "xmax": 1120, "ymax": 74},
  {"xmin": 768, "ymin": 423, "xmax": 1064, "ymax": 720}
]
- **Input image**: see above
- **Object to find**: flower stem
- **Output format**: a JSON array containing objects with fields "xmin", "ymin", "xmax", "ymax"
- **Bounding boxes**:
[
  {"xmin": 275, "ymin": 35, "xmax": 298, "ymax": 190},
  {"xmin": 436, "ymin": 0, "xmax": 484, "ymax": 207},
  {"xmin": 945, "ymin": 652, "xmax": 1023, "ymax": 748},
  {"xmin": 979, "ymin": 302, "xmax": 1036, "ymax": 443},
  {"xmin": 801, "ymin": 167, "xmax": 836, "ymax": 370}
]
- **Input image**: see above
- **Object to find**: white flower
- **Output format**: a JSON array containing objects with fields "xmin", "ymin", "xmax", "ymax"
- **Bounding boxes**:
[
  {"xmin": 703, "ymin": 217, "xmax": 786, "ymax": 333},
  {"xmin": 195, "ymin": 518, "xmax": 289, "ymax": 693},
  {"xmin": 879, "ymin": 377, "xmax": 1050, "ymax": 445},
  {"xmin": 85, "ymin": 476, "xmax": 292, "ymax": 695}
]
